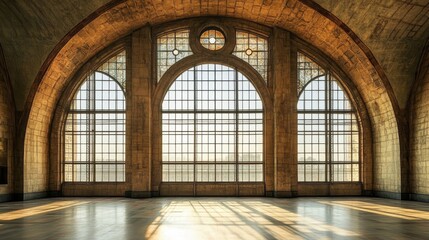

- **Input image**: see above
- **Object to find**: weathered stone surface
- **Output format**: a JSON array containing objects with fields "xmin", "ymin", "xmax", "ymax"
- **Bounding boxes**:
[
  {"xmin": 0, "ymin": 1, "xmax": 406, "ymax": 198},
  {"xmin": 411, "ymin": 42, "xmax": 429, "ymax": 196},
  {"xmin": 315, "ymin": 0, "xmax": 429, "ymax": 109},
  {"xmin": 272, "ymin": 28, "xmax": 296, "ymax": 194},
  {"xmin": 0, "ymin": 0, "xmax": 427, "ymax": 111},
  {"xmin": 0, "ymin": 0, "xmax": 112, "ymax": 109},
  {"xmin": 0, "ymin": 44, "xmax": 14, "ymax": 198}
]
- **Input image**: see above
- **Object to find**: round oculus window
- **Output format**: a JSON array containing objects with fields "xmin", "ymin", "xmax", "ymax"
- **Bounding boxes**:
[{"xmin": 199, "ymin": 29, "xmax": 225, "ymax": 51}]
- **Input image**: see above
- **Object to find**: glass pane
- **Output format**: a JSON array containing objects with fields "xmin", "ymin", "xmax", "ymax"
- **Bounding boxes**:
[
  {"xmin": 157, "ymin": 30, "xmax": 192, "ymax": 81},
  {"xmin": 297, "ymin": 52, "xmax": 325, "ymax": 94},
  {"xmin": 297, "ymin": 52, "xmax": 359, "ymax": 183},
  {"xmin": 97, "ymin": 50, "xmax": 127, "ymax": 89},
  {"xmin": 298, "ymin": 76, "xmax": 327, "ymax": 111},
  {"xmin": 238, "ymin": 164, "xmax": 263, "ymax": 182},
  {"xmin": 64, "ymin": 51, "xmax": 126, "ymax": 183},
  {"xmin": 200, "ymin": 29, "xmax": 225, "ymax": 50},
  {"xmin": 162, "ymin": 64, "xmax": 263, "ymax": 183},
  {"xmin": 233, "ymin": 31, "xmax": 268, "ymax": 82}
]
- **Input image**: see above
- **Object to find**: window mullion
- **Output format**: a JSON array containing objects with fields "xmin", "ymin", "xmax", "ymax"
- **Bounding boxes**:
[
  {"xmin": 214, "ymin": 65, "xmax": 217, "ymax": 182},
  {"xmin": 64, "ymin": 52, "xmax": 126, "ymax": 183},
  {"xmin": 327, "ymin": 72, "xmax": 332, "ymax": 183},
  {"xmin": 235, "ymin": 68, "xmax": 239, "ymax": 184},
  {"xmin": 91, "ymin": 73, "xmax": 96, "ymax": 183},
  {"xmin": 324, "ymin": 73, "xmax": 330, "ymax": 183},
  {"xmin": 193, "ymin": 67, "xmax": 197, "ymax": 186}
]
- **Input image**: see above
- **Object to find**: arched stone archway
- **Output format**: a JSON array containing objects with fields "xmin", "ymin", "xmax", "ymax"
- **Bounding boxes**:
[
  {"xmin": 0, "ymin": 43, "xmax": 15, "ymax": 200},
  {"xmin": 20, "ymin": 0, "xmax": 405, "ymax": 199},
  {"xmin": 410, "ymin": 40, "xmax": 429, "ymax": 202}
]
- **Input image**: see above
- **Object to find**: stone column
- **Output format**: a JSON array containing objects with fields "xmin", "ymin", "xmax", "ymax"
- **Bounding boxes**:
[
  {"xmin": 272, "ymin": 27, "xmax": 297, "ymax": 197},
  {"xmin": 126, "ymin": 25, "xmax": 153, "ymax": 198}
]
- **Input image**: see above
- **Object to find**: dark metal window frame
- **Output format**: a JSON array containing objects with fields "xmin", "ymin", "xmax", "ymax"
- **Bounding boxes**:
[
  {"xmin": 63, "ymin": 65, "xmax": 127, "ymax": 182},
  {"xmin": 161, "ymin": 64, "xmax": 264, "ymax": 183},
  {"xmin": 233, "ymin": 30, "xmax": 268, "ymax": 82},
  {"xmin": 157, "ymin": 29, "xmax": 193, "ymax": 81},
  {"xmin": 297, "ymin": 53, "xmax": 360, "ymax": 183}
]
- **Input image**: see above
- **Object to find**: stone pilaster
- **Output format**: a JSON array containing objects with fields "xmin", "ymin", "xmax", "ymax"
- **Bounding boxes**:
[
  {"xmin": 127, "ymin": 26, "xmax": 153, "ymax": 198},
  {"xmin": 272, "ymin": 28, "xmax": 297, "ymax": 197}
]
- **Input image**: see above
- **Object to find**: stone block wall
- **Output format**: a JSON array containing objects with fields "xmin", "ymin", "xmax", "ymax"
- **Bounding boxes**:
[
  {"xmin": 0, "ymin": 44, "xmax": 14, "ymax": 202},
  {"xmin": 314, "ymin": 0, "xmax": 429, "ymax": 110},
  {"xmin": 18, "ymin": 0, "xmax": 403, "ymax": 200},
  {"xmin": 411, "ymin": 43, "xmax": 429, "ymax": 201}
]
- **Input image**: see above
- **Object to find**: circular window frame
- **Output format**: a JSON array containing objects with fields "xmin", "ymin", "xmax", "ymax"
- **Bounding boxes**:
[
  {"xmin": 199, "ymin": 27, "xmax": 226, "ymax": 51},
  {"xmin": 190, "ymin": 21, "xmax": 235, "ymax": 55}
]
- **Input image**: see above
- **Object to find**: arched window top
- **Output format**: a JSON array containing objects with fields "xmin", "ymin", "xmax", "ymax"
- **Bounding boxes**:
[
  {"xmin": 298, "ymin": 75, "xmax": 327, "ymax": 111},
  {"xmin": 297, "ymin": 51, "xmax": 359, "ymax": 183},
  {"xmin": 162, "ymin": 64, "xmax": 263, "ymax": 112},
  {"xmin": 157, "ymin": 29, "xmax": 193, "ymax": 81},
  {"xmin": 297, "ymin": 51, "xmax": 353, "ymax": 112},
  {"xmin": 330, "ymin": 79, "xmax": 353, "ymax": 111},
  {"xmin": 297, "ymin": 52, "xmax": 325, "ymax": 94},
  {"xmin": 298, "ymin": 75, "xmax": 353, "ymax": 111},
  {"xmin": 233, "ymin": 30, "xmax": 268, "ymax": 82},
  {"xmin": 97, "ymin": 50, "xmax": 126, "ymax": 89},
  {"xmin": 64, "ymin": 50, "xmax": 126, "ymax": 183},
  {"xmin": 161, "ymin": 63, "xmax": 264, "ymax": 183},
  {"xmin": 155, "ymin": 25, "xmax": 268, "ymax": 83},
  {"xmin": 71, "ymin": 71, "xmax": 125, "ymax": 112}
]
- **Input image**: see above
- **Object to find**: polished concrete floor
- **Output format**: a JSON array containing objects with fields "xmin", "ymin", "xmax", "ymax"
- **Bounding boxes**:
[{"xmin": 0, "ymin": 197, "xmax": 428, "ymax": 239}]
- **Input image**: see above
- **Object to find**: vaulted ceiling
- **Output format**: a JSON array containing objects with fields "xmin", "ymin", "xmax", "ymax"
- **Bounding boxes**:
[
  {"xmin": 316, "ymin": 0, "xmax": 429, "ymax": 108},
  {"xmin": 0, "ymin": 0, "xmax": 428, "ymax": 110}
]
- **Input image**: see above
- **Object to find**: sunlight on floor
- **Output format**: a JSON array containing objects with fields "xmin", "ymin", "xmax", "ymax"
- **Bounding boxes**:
[
  {"xmin": 0, "ymin": 198, "xmax": 428, "ymax": 239},
  {"xmin": 318, "ymin": 200, "xmax": 429, "ymax": 220},
  {"xmin": 0, "ymin": 201, "xmax": 88, "ymax": 221},
  {"xmin": 144, "ymin": 200, "xmax": 359, "ymax": 239}
]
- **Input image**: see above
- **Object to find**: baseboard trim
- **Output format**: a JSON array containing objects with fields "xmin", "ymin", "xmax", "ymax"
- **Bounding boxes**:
[
  {"xmin": 48, "ymin": 191, "xmax": 62, "ymax": 197},
  {"xmin": 5, "ymin": 190, "xmax": 428, "ymax": 203},
  {"xmin": 361, "ymin": 190, "xmax": 373, "ymax": 196},
  {"xmin": 373, "ymin": 190, "xmax": 409, "ymax": 200},
  {"xmin": 125, "ymin": 191, "xmax": 153, "ymax": 198},
  {"xmin": 13, "ymin": 191, "xmax": 48, "ymax": 201},
  {"xmin": 410, "ymin": 193, "xmax": 429, "ymax": 203},
  {"xmin": 265, "ymin": 191, "xmax": 274, "ymax": 197},
  {"xmin": 273, "ymin": 191, "xmax": 297, "ymax": 198},
  {"xmin": 0, "ymin": 193, "xmax": 13, "ymax": 202}
]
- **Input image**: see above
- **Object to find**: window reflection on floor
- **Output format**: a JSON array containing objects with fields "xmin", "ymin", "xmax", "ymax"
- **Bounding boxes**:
[
  {"xmin": 0, "ymin": 201, "xmax": 88, "ymax": 221},
  {"xmin": 0, "ymin": 198, "xmax": 428, "ymax": 240},
  {"xmin": 319, "ymin": 200, "xmax": 429, "ymax": 220}
]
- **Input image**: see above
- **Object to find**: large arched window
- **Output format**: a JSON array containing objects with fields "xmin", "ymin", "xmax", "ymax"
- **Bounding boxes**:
[
  {"xmin": 297, "ymin": 52, "xmax": 359, "ymax": 182},
  {"xmin": 63, "ymin": 51, "xmax": 126, "ymax": 182},
  {"xmin": 55, "ymin": 19, "xmax": 368, "ymax": 197},
  {"xmin": 162, "ymin": 64, "xmax": 263, "ymax": 182}
]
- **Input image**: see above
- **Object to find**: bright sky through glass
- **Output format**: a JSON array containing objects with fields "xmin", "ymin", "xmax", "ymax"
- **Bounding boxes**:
[
  {"xmin": 233, "ymin": 31, "xmax": 268, "ymax": 81},
  {"xmin": 162, "ymin": 64, "xmax": 263, "ymax": 182},
  {"xmin": 297, "ymin": 52, "xmax": 359, "ymax": 182},
  {"xmin": 65, "ymin": 52, "xmax": 126, "ymax": 183}
]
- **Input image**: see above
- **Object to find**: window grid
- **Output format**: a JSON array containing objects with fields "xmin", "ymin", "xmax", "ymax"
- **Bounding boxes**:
[
  {"xmin": 97, "ymin": 51, "xmax": 126, "ymax": 89},
  {"xmin": 64, "ymin": 52, "xmax": 126, "ymax": 183},
  {"xmin": 233, "ymin": 31, "xmax": 268, "ymax": 82},
  {"xmin": 297, "ymin": 52, "xmax": 325, "ymax": 94},
  {"xmin": 162, "ymin": 64, "xmax": 263, "ymax": 183},
  {"xmin": 297, "ymin": 53, "xmax": 359, "ymax": 183},
  {"xmin": 157, "ymin": 30, "xmax": 192, "ymax": 81}
]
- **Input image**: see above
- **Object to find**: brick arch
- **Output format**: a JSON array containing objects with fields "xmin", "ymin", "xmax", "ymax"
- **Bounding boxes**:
[
  {"xmin": 21, "ymin": 0, "xmax": 404, "ymax": 197},
  {"xmin": 0, "ymin": 43, "xmax": 15, "ymax": 200},
  {"xmin": 410, "ymin": 40, "xmax": 429, "ymax": 202}
]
